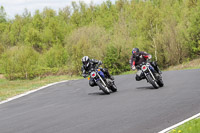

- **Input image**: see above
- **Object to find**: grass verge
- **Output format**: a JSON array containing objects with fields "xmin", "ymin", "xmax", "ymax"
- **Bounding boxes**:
[
  {"xmin": 0, "ymin": 75, "xmax": 82, "ymax": 102},
  {"xmin": 120, "ymin": 70, "xmax": 136, "ymax": 75},
  {"xmin": 165, "ymin": 58, "xmax": 200, "ymax": 71},
  {"xmin": 169, "ymin": 118, "xmax": 200, "ymax": 133}
]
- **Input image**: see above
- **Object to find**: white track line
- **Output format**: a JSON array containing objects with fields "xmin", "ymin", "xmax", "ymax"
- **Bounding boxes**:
[
  {"xmin": 158, "ymin": 112, "xmax": 200, "ymax": 133},
  {"xmin": 0, "ymin": 80, "xmax": 69, "ymax": 105}
]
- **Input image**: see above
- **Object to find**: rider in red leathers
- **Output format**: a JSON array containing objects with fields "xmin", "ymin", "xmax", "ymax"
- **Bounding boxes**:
[{"xmin": 130, "ymin": 48, "xmax": 161, "ymax": 81}]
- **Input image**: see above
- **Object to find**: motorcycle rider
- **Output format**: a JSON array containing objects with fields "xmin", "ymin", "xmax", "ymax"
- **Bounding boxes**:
[
  {"xmin": 81, "ymin": 56, "xmax": 113, "ymax": 87},
  {"xmin": 130, "ymin": 48, "xmax": 161, "ymax": 81}
]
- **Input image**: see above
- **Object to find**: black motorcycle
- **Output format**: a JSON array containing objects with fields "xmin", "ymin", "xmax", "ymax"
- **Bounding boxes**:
[
  {"xmin": 87, "ymin": 68, "xmax": 117, "ymax": 94},
  {"xmin": 137, "ymin": 62, "xmax": 164, "ymax": 89}
]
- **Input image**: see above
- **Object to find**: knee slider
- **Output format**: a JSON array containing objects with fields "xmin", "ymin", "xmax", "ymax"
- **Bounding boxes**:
[{"xmin": 136, "ymin": 76, "xmax": 141, "ymax": 81}]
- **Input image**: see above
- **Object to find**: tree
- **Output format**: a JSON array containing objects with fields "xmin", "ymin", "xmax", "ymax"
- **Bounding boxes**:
[
  {"xmin": 65, "ymin": 26, "xmax": 109, "ymax": 74},
  {"xmin": 0, "ymin": 6, "xmax": 6, "ymax": 23},
  {"xmin": 188, "ymin": 2, "xmax": 200, "ymax": 55}
]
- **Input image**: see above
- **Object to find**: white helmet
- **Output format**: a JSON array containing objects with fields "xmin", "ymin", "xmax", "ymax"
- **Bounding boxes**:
[{"xmin": 82, "ymin": 56, "xmax": 90, "ymax": 68}]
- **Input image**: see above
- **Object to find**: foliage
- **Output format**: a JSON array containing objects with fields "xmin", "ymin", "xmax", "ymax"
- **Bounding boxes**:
[
  {"xmin": 104, "ymin": 45, "xmax": 124, "ymax": 74},
  {"xmin": 188, "ymin": 2, "xmax": 200, "ymax": 55},
  {"xmin": 65, "ymin": 26, "xmax": 109, "ymax": 74},
  {"xmin": 0, "ymin": 46, "xmax": 39, "ymax": 80},
  {"xmin": 0, "ymin": 6, "xmax": 6, "ymax": 23},
  {"xmin": 0, "ymin": 0, "xmax": 200, "ymax": 79},
  {"xmin": 44, "ymin": 44, "xmax": 68, "ymax": 68}
]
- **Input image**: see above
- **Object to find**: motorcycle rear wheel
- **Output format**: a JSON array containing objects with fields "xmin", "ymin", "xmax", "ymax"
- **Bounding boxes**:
[
  {"xmin": 110, "ymin": 84, "xmax": 117, "ymax": 92},
  {"xmin": 157, "ymin": 79, "xmax": 164, "ymax": 87},
  {"xmin": 155, "ymin": 74, "xmax": 164, "ymax": 87}
]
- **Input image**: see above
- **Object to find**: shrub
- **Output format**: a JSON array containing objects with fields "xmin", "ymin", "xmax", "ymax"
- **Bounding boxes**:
[
  {"xmin": 44, "ymin": 44, "xmax": 68, "ymax": 68},
  {"xmin": 104, "ymin": 45, "xmax": 130, "ymax": 75},
  {"xmin": 65, "ymin": 26, "xmax": 109, "ymax": 75},
  {"xmin": 0, "ymin": 45, "xmax": 39, "ymax": 80}
]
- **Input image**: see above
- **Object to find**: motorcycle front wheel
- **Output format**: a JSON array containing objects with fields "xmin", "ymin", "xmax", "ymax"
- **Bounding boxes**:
[
  {"xmin": 146, "ymin": 74, "xmax": 159, "ymax": 89},
  {"xmin": 96, "ymin": 80, "xmax": 110, "ymax": 94}
]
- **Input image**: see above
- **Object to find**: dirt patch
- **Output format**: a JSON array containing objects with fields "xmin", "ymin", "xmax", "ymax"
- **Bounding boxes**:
[{"xmin": 0, "ymin": 74, "xmax": 4, "ymax": 79}]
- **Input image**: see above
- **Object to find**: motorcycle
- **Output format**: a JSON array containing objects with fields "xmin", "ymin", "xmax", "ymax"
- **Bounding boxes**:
[
  {"xmin": 137, "ymin": 62, "xmax": 164, "ymax": 89},
  {"xmin": 87, "ymin": 68, "xmax": 117, "ymax": 94}
]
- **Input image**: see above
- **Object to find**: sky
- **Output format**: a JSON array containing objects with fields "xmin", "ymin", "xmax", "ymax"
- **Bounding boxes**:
[{"xmin": 0, "ymin": 0, "xmax": 117, "ymax": 19}]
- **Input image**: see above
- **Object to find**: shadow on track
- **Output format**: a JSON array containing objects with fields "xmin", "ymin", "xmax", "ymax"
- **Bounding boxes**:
[
  {"xmin": 136, "ymin": 86, "xmax": 157, "ymax": 90},
  {"xmin": 88, "ymin": 91, "xmax": 117, "ymax": 96},
  {"xmin": 88, "ymin": 92, "xmax": 108, "ymax": 95}
]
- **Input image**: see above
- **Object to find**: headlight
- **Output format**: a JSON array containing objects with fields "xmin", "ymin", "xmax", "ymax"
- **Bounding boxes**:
[
  {"xmin": 142, "ymin": 65, "xmax": 147, "ymax": 71},
  {"xmin": 90, "ymin": 72, "xmax": 96, "ymax": 78}
]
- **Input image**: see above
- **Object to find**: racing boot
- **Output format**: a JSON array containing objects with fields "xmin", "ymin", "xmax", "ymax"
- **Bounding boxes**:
[
  {"xmin": 157, "ymin": 67, "xmax": 162, "ymax": 74},
  {"xmin": 154, "ymin": 63, "xmax": 162, "ymax": 74},
  {"xmin": 109, "ymin": 75, "xmax": 114, "ymax": 80},
  {"xmin": 151, "ymin": 61, "xmax": 162, "ymax": 74}
]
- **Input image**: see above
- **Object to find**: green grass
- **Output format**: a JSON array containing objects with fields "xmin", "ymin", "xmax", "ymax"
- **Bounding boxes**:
[
  {"xmin": 120, "ymin": 70, "xmax": 136, "ymax": 75},
  {"xmin": 169, "ymin": 118, "xmax": 200, "ymax": 133},
  {"xmin": 0, "ymin": 75, "xmax": 82, "ymax": 101}
]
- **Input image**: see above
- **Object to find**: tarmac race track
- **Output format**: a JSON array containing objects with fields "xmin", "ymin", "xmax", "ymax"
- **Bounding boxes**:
[{"xmin": 0, "ymin": 69, "xmax": 200, "ymax": 133}]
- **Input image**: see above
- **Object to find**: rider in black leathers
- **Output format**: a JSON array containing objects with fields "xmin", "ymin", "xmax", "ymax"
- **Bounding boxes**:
[{"xmin": 81, "ymin": 56, "xmax": 113, "ymax": 87}]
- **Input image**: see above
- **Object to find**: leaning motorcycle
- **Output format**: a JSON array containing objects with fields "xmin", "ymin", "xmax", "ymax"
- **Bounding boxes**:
[
  {"xmin": 137, "ymin": 62, "xmax": 164, "ymax": 89},
  {"xmin": 87, "ymin": 68, "xmax": 117, "ymax": 94}
]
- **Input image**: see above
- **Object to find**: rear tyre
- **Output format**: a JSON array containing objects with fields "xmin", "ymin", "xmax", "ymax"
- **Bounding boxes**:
[
  {"xmin": 96, "ymin": 81, "xmax": 110, "ymax": 94},
  {"xmin": 146, "ymin": 74, "xmax": 159, "ymax": 89},
  {"xmin": 155, "ymin": 74, "xmax": 164, "ymax": 87},
  {"xmin": 157, "ymin": 79, "xmax": 164, "ymax": 87},
  {"xmin": 110, "ymin": 84, "xmax": 117, "ymax": 92}
]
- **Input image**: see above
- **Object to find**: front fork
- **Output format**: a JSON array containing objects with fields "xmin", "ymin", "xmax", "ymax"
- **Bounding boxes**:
[
  {"xmin": 96, "ymin": 73, "xmax": 110, "ymax": 92},
  {"xmin": 148, "ymin": 68, "xmax": 156, "ymax": 81},
  {"xmin": 143, "ymin": 68, "xmax": 156, "ymax": 81}
]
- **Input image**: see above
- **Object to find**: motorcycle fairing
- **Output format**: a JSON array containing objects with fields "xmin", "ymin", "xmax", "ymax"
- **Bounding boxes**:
[{"xmin": 97, "ymin": 69, "xmax": 105, "ymax": 78}]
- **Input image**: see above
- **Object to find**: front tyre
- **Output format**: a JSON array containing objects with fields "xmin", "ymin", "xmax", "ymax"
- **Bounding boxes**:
[
  {"xmin": 96, "ymin": 81, "xmax": 110, "ymax": 94},
  {"xmin": 146, "ymin": 74, "xmax": 159, "ymax": 89}
]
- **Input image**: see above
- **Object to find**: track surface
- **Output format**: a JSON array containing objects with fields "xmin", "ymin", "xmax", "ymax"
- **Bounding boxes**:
[{"xmin": 0, "ymin": 69, "xmax": 200, "ymax": 133}]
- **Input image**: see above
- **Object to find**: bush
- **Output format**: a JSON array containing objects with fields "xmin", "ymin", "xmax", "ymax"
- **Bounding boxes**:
[
  {"xmin": 65, "ymin": 26, "xmax": 109, "ymax": 75},
  {"xmin": 104, "ymin": 45, "xmax": 130, "ymax": 75},
  {"xmin": 104, "ymin": 45, "xmax": 120, "ymax": 74},
  {"xmin": 44, "ymin": 45, "xmax": 68, "ymax": 68},
  {"xmin": 0, "ymin": 45, "xmax": 39, "ymax": 80}
]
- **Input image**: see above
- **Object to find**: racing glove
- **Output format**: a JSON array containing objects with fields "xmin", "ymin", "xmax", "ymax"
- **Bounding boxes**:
[{"xmin": 82, "ymin": 73, "xmax": 88, "ymax": 78}]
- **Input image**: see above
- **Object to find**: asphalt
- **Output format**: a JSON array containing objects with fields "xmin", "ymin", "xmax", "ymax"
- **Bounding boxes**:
[{"xmin": 0, "ymin": 69, "xmax": 200, "ymax": 133}]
